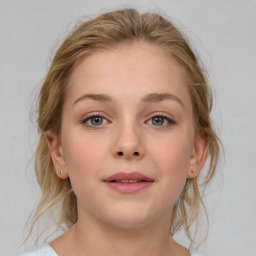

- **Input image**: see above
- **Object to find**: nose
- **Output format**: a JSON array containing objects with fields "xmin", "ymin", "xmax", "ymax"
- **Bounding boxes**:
[{"xmin": 112, "ymin": 123, "xmax": 145, "ymax": 160}]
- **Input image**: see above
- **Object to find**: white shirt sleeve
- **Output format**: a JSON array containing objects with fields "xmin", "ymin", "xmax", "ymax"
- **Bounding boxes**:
[{"xmin": 18, "ymin": 244, "xmax": 58, "ymax": 256}]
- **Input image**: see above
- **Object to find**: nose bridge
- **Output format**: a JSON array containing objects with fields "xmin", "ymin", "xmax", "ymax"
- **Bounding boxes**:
[{"xmin": 112, "ymin": 116, "xmax": 145, "ymax": 160}]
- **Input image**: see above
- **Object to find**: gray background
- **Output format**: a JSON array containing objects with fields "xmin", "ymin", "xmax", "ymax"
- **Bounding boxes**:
[{"xmin": 1, "ymin": 0, "xmax": 256, "ymax": 255}]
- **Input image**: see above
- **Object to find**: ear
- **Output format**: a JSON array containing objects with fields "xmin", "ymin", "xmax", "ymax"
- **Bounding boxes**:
[
  {"xmin": 187, "ymin": 135, "xmax": 208, "ymax": 179},
  {"xmin": 45, "ymin": 130, "xmax": 69, "ymax": 179}
]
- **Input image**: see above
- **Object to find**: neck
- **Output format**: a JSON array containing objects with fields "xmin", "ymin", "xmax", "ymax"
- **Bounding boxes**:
[{"xmin": 74, "ymin": 218, "xmax": 172, "ymax": 256}]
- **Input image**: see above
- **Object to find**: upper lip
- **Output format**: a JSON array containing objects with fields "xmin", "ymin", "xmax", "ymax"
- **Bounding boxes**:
[{"xmin": 103, "ymin": 172, "xmax": 154, "ymax": 182}]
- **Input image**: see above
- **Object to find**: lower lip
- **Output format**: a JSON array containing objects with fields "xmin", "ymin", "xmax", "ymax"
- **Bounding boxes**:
[{"xmin": 104, "ymin": 181, "xmax": 154, "ymax": 194}]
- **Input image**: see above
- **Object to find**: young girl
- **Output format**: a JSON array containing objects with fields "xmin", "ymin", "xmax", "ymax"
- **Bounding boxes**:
[{"xmin": 20, "ymin": 8, "xmax": 220, "ymax": 256}]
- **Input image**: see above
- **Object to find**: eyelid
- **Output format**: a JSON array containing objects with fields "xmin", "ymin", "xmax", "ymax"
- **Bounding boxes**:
[
  {"xmin": 147, "ymin": 112, "xmax": 175, "ymax": 120},
  {"xmin": 80, "ymin": 112, "xmax": 111, "ymax": 126},
  {"xmin": 146, "ymin": 112, "xmax": 176, "ymax": 125},
  {"xmin": 80, "ymin": 111, "xmax": 175, "ymax": 127}
]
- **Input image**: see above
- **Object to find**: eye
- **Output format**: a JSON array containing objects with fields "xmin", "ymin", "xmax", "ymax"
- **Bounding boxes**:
[
  {"xmin": 147, "ymin": 114, "xmax": 175, "ymax": 127},
  {"xmin": 81, "ymin": 113, "xmax": 109, "ymax": 127}
]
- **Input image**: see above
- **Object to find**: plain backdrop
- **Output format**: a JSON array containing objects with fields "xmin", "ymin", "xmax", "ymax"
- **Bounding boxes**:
[{"xmin": 1, "ymin": 0, "xmax": 256, "ymax": 255}]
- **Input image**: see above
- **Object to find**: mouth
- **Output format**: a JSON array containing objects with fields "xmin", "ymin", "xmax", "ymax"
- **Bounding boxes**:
[
  {"xmin": 103, "ymin": 172, "xmax": 154, "ymax": 194},
  {"xmin": 108, "ymin": 179, "xmax": 149, "ymax": 183}
]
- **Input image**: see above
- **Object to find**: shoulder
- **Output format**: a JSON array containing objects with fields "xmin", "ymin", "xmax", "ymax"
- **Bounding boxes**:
[{"xmin": 18, "ymin": 244, "xmax": 58, "ymax": 256}]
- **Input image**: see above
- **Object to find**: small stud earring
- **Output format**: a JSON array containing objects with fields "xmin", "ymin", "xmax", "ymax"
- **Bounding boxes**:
[{"xmin": 60, "ymin": 170, "xmax": 64, "ymax": 174}]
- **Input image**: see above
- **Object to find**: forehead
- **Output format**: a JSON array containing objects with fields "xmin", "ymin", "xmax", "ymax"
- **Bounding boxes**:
[{"xmin": 66, "ymin": 42, "xmax": 191, "ymax": 107}]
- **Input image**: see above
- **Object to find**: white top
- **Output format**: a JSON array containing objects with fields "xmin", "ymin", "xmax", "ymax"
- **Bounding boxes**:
[
  {"xmin": 19, "ymin": 244, "xmax": 57, "ymax": 256},
  {"xmin": 19, "ymin": 244, "xmax": 203, "ymax": 256}
]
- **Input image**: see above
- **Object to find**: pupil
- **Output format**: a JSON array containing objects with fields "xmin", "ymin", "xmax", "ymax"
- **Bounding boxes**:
[
  {"xmin": 153, "ymin": 117, "xmax": 164, "ymax": 126},
  {"xmin": 92, "ymin": 116, "xmax": 103, "ymax": 125}
]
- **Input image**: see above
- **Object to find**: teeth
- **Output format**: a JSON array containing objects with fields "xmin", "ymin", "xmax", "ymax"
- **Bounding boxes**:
[{"xmin": 119, "ymin": 180, "xmax": 141, "ymax": 183}]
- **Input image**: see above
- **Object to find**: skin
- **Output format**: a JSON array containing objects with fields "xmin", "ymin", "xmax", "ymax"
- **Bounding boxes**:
[{"xmin": 46, "ymin": 42, "xmax": 208, "ymax": 256}]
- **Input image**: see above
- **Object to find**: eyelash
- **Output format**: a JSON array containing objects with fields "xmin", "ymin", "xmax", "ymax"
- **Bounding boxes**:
[
  {"xmin": 146, "ymin": 112, "xmax": 175, "ymax": 127},
  {"xmin": 81, "ymin": 112, "xmax": 109, "ymax": 127},
  {"xmin": 81, "ymin": 112, "xmax": 175, "ymax": 128}
]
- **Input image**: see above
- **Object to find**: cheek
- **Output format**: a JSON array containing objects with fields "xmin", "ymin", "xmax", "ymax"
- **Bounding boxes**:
[
  {"xmin": 149, "ymin": 133, "xmax": 192, "ymax": 196},
  {"xmin": 61, "ymin": 132, "xmax": 108, "ymax": 193},
  {"xmin": 63, "ymin": 130, "xmax": 105, "ymax": 168},
  {"xmin": 151, "ymin": 133, "xmax": 192, "ymax": 171}
]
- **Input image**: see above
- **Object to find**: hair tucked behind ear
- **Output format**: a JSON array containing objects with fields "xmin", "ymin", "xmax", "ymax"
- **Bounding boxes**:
[{"xmin": 30, "ymin": 8, "xmax": 221, "ymax": 245}]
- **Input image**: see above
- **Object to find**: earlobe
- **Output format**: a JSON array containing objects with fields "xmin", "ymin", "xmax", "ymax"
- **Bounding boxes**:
[
  {"xmin": 187, "ymin": 135, "xmax": 208, "ymax": 179},
  {"xmin": 45, "ymin": 130, "xmax": 69, "ymax": 179}
]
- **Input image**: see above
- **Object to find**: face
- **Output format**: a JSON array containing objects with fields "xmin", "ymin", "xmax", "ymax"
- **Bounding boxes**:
[{"xmin": 47, "ymin": 42, "xmax": 207, "ymax": 229}]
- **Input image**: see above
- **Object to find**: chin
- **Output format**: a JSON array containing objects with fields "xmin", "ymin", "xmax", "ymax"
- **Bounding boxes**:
[
  {"xmin": 101, "ymin": 205, "xmax": 157, "ymax": 229},
  {"xmin": 107, "ymin": 217, "xmax": 152, "ymax": 230}
]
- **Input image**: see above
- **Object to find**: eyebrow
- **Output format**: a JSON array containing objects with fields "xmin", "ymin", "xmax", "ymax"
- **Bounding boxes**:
[
  {"xmin": 141, "ymin": 93, "xmax": 185, "ymax": 108},
  {"xmin": 73, "ymin": 92, "xmax": 185, "ymax": 109},
  {"xmin": 73, "ymin": 93, "xmax": 116, "ymax": 106}
]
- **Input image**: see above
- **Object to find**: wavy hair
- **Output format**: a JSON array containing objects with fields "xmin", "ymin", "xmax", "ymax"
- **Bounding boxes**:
[{"xmin": 30, "ymin": 8, "xmax": 221, "ymax": 244}]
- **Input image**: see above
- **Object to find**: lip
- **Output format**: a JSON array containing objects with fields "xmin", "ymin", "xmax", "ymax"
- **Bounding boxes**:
[
  {"xmin": 104, "ymin": 172, "xmax": 154, "ymax": 182},
  {"xmin": 103, "ymin": 172, "xmax": 154, "ymax": 194}
]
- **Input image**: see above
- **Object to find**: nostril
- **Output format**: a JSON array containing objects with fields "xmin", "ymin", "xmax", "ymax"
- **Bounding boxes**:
[{"xmin": 116, "ymin": 151, "xmax": 140, "ymax": 157}]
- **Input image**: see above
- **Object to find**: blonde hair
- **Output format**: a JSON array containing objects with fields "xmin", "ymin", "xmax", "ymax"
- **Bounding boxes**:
[{"xmin": 31, "ymin": 8, "xmax": 221, "ymax": 244}]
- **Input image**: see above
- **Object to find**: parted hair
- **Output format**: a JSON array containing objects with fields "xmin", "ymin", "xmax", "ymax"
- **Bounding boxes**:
[{"xmin": 31, "ymin": 8, "xmax": 220, "ymax": 244}]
